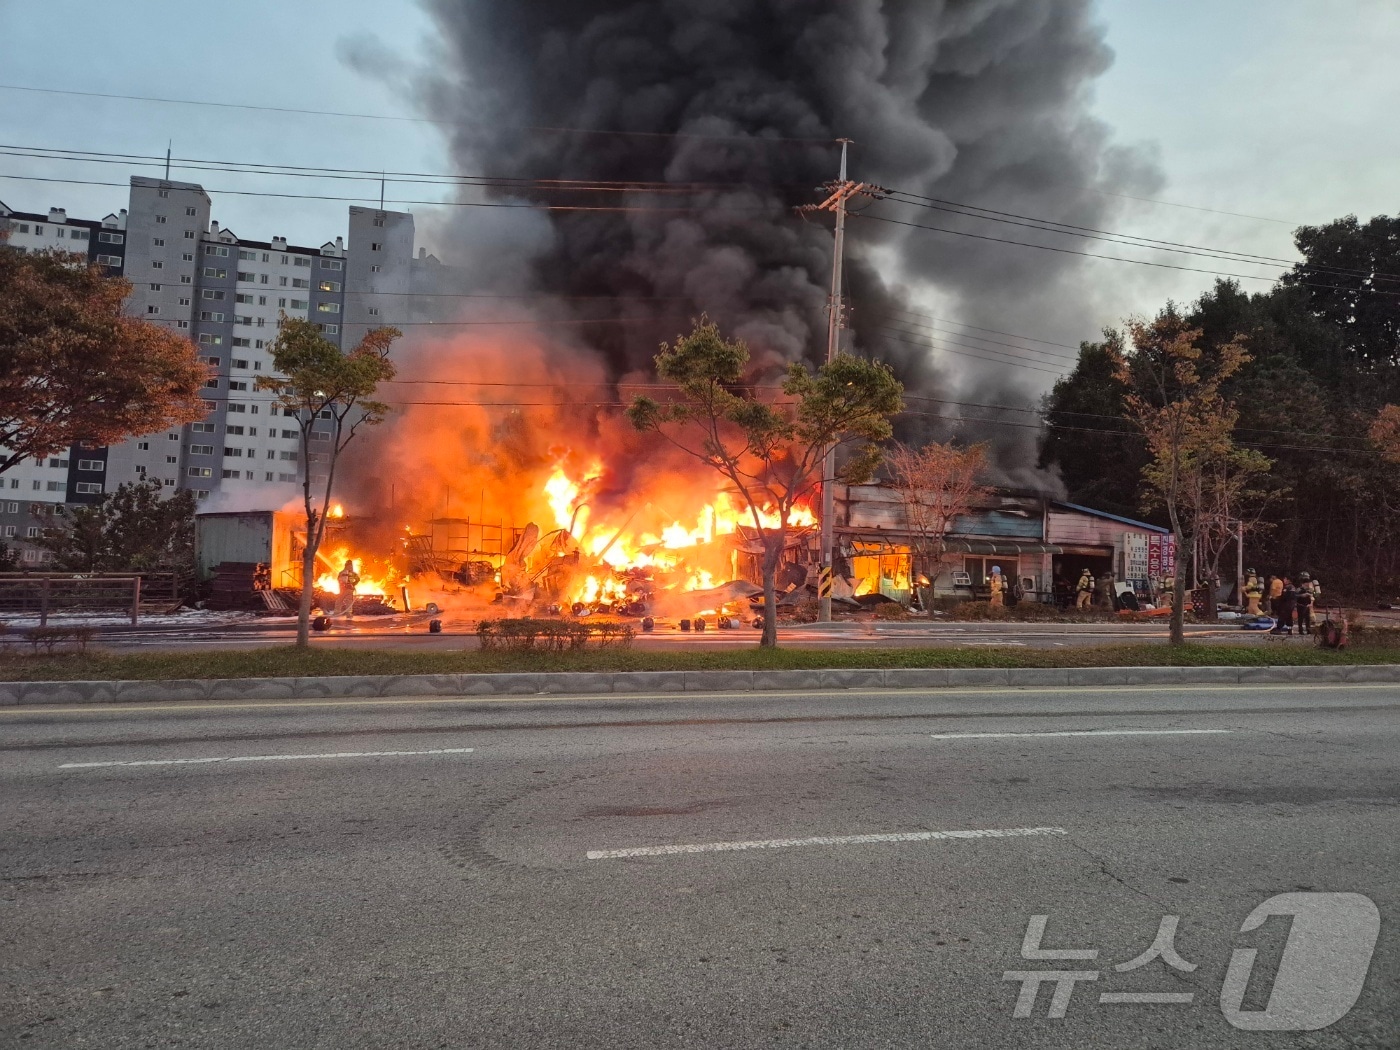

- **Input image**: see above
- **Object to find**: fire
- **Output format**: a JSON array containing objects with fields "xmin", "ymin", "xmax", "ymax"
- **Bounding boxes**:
[
  {"xmin": 314, "ymin": 546, "xmax": 396, "ymax": 597},
  {"xmin": 536, "ymin": 457, "xmax": 815, "ymax": 612}
]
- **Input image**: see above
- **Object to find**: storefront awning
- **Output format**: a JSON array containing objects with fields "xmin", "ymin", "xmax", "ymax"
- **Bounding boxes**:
[{"xmin": 942, "ymin": 539, "xmax": 1064, "ymax": 556}]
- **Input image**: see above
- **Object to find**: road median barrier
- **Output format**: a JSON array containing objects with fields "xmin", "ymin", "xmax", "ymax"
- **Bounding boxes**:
[{"xmin": 3, "ymin": 663, "xmax": 1400, "ymax": 706}]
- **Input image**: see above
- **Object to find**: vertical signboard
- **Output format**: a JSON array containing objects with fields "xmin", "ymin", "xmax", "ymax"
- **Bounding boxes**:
[
  {"xmin": 1147, "ymin": 533, "xmax": 1176, "ymax": 580},
  {"xmin": 1124, "ymin": 532, "xmax": 1150, "ymax": 587}
]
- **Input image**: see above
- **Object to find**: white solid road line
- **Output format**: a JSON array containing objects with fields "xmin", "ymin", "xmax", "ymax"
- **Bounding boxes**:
[
  {"xmin": 927, "ymin": 729, "xmax": 1234, "ymax": 740},
  {"xmin": 586, "ymin": 825, "xmax": 1067, "ymax": 860},
  {"xmin": 58, "ymin": 747, "xmax": 475, "ymax": 769}
]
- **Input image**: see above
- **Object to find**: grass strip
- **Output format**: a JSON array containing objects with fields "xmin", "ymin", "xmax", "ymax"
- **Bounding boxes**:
[{"xmin": 1, "ymin": 643, "xmax": 1398, "ymax": 681}]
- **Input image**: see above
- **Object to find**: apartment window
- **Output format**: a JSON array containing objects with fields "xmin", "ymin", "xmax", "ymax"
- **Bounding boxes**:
[
  {"xmin": 232, "ymin": 339, "xmax": 251, "ymax": 349},
  {"xmin": 256, "ymin": 296, "xmax": 267, "ymax": 306},
  {"xmin": 150, "ymin": 283, "xmax": 162, "ymax": 291},
  {"xmin": 71, "ymin": 229, "xmax": 89, "ymax": 240},
  {"xmin": 192, "ymin": 421, "xmax": 216, "ymax": 433},
  {"xmin": 370, "ymin": 264, "xmax": 381, "ymax": 273},
  {"xmin": 265, "ymin": 472, "xmax": 275, "ymax": 482},
  {"xmin": 289, "ymin": 299, "xmax": 308, "ymax": 310},
  {"xmin": 186, "ymin": 206, "xmax": 197, "ymax": 216},
  {"xmin": 294, "ymin": 257, "xmax": 311, "ymax": 268},
  {"xmin": 199, "ymin": 312, "xmax": 224, "ymax": 323},
  {"xmin": 223, "ymin": 447, "xmax": 243, "ymax": 457},
  {"xmin": 187, "ymin": 467, "xmax": 212, "ymax": 478},
  {"xmin": 321, "ymin": 259, "xmax": 343, "ymax": 270},
  {"xmin": 237, "ymin": 272, "xmax": 255, "ymax": 282},
  {"xmin": 197, "ymin": 334, "xmax": 223, "ymax": 346},
  {"xmin": 78, "ymin": 460, "xmax": 103, "ymax": 471},
  {"xmin": 203, "ymin": 267, "xmax": 227, "ymax": 279},
  {"xmin": 48, "ymin": 458, "xmax": 68, "ymax": 468},
  {"xmin": 34, "ymin": 225, "xmax": 44, "ymax": 234},
  {"xmin": 277, "ymin": 297, "xmax": 287, "ymax": 308},
  {"xmin": 373, "ymin": 217, "xmax": 386, "ymax": 227},
  {"xmin": 205, "ymin": 245, "xmax": 230, "ymax": 257},
  {"xmin": 250, "ymin": 405, "xmax": 259, "ymax": 414},
  {"xmin": 249, "ymin": 427, "xmax": 258, "ymax": 436},
  {"xmin": 227, "ymin": 403, "xmax": 246, "ymax": 414},
  {"xmin": 279, "ymin": 451, "xmax": 299, "ymax": 462},
  {"xmin": 202, "ymin": 290, "xmax": 225, "ymax": 301},
  {"xmin": 292, "ymin": 278, "xmax": 309, "ymax": 289},
  {"xmin": 158, "ymin": 190, "xmax": 169, "ymax": 198},
  {"xmin": 146, "ymin": 305, "xmax": 160, "ymax": 315},
  {"xmin": 318, "ymin": 280, "xmax": 341, "ymax": 292},
  {"xmin": 137, "ymin": 441, "xmax": 150, "ymax": 451},
  {"xmin": 267, "ymin": 450, "xmax": 276, "ymax": 459},
  {"xmin": 179, "ymin": 297, "xmax": 191, "ymax": 306},
  {"xmin": 319, "ymin": 409, "xmax": 334, "ymax": 419},
  {"xmin": 239, "ymin": 250, "xmax": 256, "ymax": 261},
  {"xmin": 371, "ymin": 242, "xmax": 382, "ymax": 251},
  {"xmin": 4, "ymin": 502, "xmax": 14, "ymax": 513},
  {"xmin": 56, "ymin": 228, "xmax": 66, "ymax": 238},
  {"xmin": 368, "ymin": 307, "xmax": 380, "ymax": 316},
  {"xmin": 321, "ymin": 324, "xmax": 340, "ymax": 335},
  {"xmin": 2, "ymin": 526, "xmax": 12, "ymax": 538},
  {"xmin": 260, "ymin": 274, "xmax": 269, "ymax": 285},
  {"xmin": 205, "ymin": 357, "xmax": 220, "ymax": 368},
  {"xmin": 279, "ymin": 256, "xmax": 288, "ymax": 265},
  {"xmin": 255, "ymin": 341, "xmax": 265, "ymax": 350},
  {"xmin": 281, "ymin": 429, "xmax": 297, "ymax": 439},
  {"xmin": 226, "ymin": 425, "xmax": 245, "ymax": 435},
  {"xmin": 15, "ymin": 224, "xmax": 29, "ymax": 234},
  {"xmin": 27, "ymin": 526, "xmax": 41, "ymax": 538},
  {"xmin": 182, "ymin": 252, "xmax": 194, "ymax": 260},
  {"xmin": 151, "ymin": 260, "xmax": 163, "ymax": 269},
  {"xmin": 316, "ymin": 302, "xmax": 340, "ymax": 313},
  {"xmin": 279, "ymin": 276, "xmax": 288, "ymax": 287},
  {"xmin": 155, "ymin": 215, "xmax": 167, "ymax": 224},
  {"xmin": 189, "ymin": 444, "xmax": 214, "ymax": 456},
  {"xmin": 235, "ymin": 293, "xmax": 254, "ymax": 304},
  {"xmin": 98, "ymin": 231, "xmax": 123, "ymax": 244},
  {"xmin": 184, "ymin": 230, "xmax": 196, "ymax": 239},
  {"xmin": 231, "ymin": 358, "xmax": 249, "ymax": 369},
  {"xmin": 96, "ymin": 254, "xmax": 121, "ymax": 266},
  {"xmin": 204, "ymin": 377, "xmax": 220, "ymax": 388},
  {"xmin": 75, "ymin": 482, "xmax": 102, "ymax": 495},
  {"xmin": 46, "ymin": 481, "xmax": 63, "ymax": 491},
  {"xmin": 180, "ymin": 275, "xmax": 192, "ymax": 284},
  {"xmin": 221, "ymin": 469, "xmax": 240, "ymax": 479},
  {"xmin": 278, "ymin": 473, "xmax": 296, "ymax": 483},
  {"xmin": 153, "ymin": 237, "xmax": 165, "ymax": 247},
  {"xmin": 235, "ymin": 315, "xmax": 253, "ymax": 326},
  {"xmin": 229, "ymin": 381, "xmax": 248, "ymax": 391}
]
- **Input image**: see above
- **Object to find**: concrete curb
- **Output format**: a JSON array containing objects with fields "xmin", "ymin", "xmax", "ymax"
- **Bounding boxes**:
[{"xmin": 2, "ymin": 664, "xmax": 1398, "ymax": 706}]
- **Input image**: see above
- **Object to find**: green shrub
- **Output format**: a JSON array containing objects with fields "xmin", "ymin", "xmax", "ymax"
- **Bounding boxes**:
[{"xmin": 477, "ymin": 618, "xmax": 634, "ymax": 652}]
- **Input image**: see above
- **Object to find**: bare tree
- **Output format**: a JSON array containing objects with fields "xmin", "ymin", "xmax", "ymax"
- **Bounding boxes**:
[{"xmin": 887, "ymin": 442, "xmax": 990, "ymax": 608}]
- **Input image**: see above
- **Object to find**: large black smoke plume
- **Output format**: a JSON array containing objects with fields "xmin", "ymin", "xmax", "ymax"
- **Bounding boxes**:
[{"xmin": 351, "ymin": 0, "xmax": 1162, "ymax": 490}]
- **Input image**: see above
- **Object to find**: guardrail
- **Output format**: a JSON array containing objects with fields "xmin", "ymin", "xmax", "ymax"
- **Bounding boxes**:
[{"xmin": 0, "ymin": 572, "xmax": 180, "ymax": 626}]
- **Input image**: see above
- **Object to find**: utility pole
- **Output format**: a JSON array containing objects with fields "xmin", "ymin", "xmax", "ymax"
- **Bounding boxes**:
[{"xmin": 797, "ymin": 140, "xmax": 883, "ymax": 622}]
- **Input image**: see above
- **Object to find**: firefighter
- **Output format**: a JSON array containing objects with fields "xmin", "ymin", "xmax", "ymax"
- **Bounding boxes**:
[
  {"xmin": 1243, "ymin": 569, "xmax": 1264, "ymax": 616},
  {"xmin": 1075, "ymin": 568, "xmax": 1095, "ymax": 610},
  {"xmin": 1267, "ymin": 573, "xmax": 1284, "ymax": 615},
  {"xmin": 988, "ymin": 565, "xmax": 1005, "ymax": 608},
  {"xmin": 336, "ymin": 560, "xmax": 360, "ymax": 620},
  {"xmin": 1296, "ymin": 572, "xmax": 1319, "ymax": 635}
]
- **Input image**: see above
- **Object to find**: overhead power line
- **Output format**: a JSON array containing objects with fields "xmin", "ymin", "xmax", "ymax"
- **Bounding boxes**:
[
  {"xmin": 0, "ymin": 84, "xmax": 836, "ymax": 145},
  {"xmin": 857, "ymin": 213, "xmax": 1400, "ymax": 299}
]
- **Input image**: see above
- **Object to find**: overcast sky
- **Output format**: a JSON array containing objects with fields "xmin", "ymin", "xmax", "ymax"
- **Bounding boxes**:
[{"xmin": 2, "ymin": 0, "xmax": 1397, "ymax": 346}]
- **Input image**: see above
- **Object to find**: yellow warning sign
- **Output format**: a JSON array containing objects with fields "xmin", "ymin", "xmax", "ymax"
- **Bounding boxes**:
[{"xmin": 817, "ymin": 567, "xmax": 833, "ymax": 598}]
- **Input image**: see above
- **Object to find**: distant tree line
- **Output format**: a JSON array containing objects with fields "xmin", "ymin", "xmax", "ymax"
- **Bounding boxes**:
[{"xmin": 1040, "ymin": 214, "xmax": 1400, "ymax": 599}]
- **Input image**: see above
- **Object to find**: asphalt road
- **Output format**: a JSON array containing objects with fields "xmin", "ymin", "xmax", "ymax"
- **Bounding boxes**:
[{"xmin": 3, "ymin": 685, "xmax": 1397, "ymax": 1048}]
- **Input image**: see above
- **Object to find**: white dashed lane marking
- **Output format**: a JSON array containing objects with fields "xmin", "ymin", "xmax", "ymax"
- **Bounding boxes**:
[
  {"xmin": 586, "ymin": 826, "xmax": 1067, "ymax": 860},
  {"xmin": 59, "ymin": 747, "xmax": 475, "ymax": 769}
]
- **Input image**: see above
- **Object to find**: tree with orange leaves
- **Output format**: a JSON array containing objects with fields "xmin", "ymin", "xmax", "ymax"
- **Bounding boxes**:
[
  {"xmin": 1108, "ymin": 311, "xmax": 1254, "ymax": 644},
  {"xmin": 0, "ymin": 244, "xmax": 208, "ymax": 476},
  {"xmin": 1372, "ymin": 405, "xmax": 1400, "ymax": 464}
]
